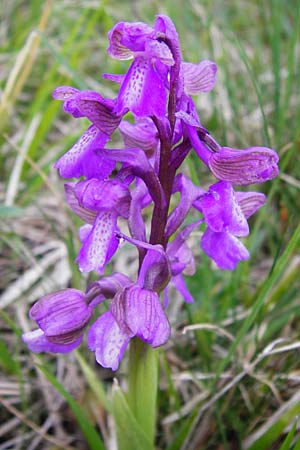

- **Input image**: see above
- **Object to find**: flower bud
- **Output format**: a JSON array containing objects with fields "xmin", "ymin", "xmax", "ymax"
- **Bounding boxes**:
[
  {"xmin": 29, "ymin": 289, "xmax": 93, "ymax": 345},
  {"xmin": 209, "ymin": 146, "xmax": 279, "ymax": 186}
]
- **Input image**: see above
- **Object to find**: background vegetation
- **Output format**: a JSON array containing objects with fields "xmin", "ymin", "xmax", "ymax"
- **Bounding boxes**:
[{"xmin": 1, "ymin": 0, "xmax": 300, "ymax": 449}]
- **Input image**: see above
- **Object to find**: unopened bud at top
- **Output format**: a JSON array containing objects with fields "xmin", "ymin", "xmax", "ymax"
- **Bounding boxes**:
[{"xmin": 29, "ymin": 289, "xmax": 93, "ymax": 345}]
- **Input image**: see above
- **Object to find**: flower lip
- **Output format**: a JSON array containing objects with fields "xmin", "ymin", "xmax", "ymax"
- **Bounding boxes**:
[
  {"xmin": 199, "ymin": 181, "xmax": 249, "ymax": 237},
  {"xmin": 201, "ymin": 228, "xmax": 250, "ymax": 270}
]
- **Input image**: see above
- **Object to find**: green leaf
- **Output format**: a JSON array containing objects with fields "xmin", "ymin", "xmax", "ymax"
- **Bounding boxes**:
[
  {"xmin": 279, "ymin": 419, "xmax": 298, "ymax": 450},
  {"xmin": 37, "ymin": 363, "xmax": 105, "ymax": 450},
  {"xmin": 247, "ymin": 403, "xmax": 300, "ymax": 450},
  {"xmin": 112, "ymin": 382, "xmax": 153, "ymax": 450},
  {"xmin": 166, "ymin": 410, "xmax": 198, "ymax": 450},
  {"xmin": 292, "ymin": 430, "xmax": 300, "ymax": 450}
]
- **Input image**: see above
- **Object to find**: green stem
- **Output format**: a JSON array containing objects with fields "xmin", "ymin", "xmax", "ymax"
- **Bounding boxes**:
[{"xmin": 127, "ymin": 338, "xmax": 159, "ymax": 447}]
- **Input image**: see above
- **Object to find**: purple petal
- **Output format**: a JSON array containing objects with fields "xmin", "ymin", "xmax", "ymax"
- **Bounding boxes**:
[
  {"xmin": 201, "ymin": 228, "xmax": 250, "ymax": 270},
  {"xmin": 63, "ymin": 97, "xmax": 84, "ymax": 118},
  {"xmin": 163, "ymin": 287, "xmax": 169, "ymax": 308},
  {"xmin": 116, "ymin": 56, "xmax": 167, "ymax": 117},
  {"xmin": 137, "ymin": 247, "xmax": 171, "ymax": 292},
  {"xmin": 87, "ymin": 272, "xmax": 133, "ymax": 306},
  {"xmin": 78, "ymin": 224, "xmax": 92, "ymax": 242},
  {"xmin": 199, "ymin": 181, "xmax": 249, "ymax": 236},
  {"xmin": 96, "ymin": 148, "xmax": 165, "ymax": 208},
  {"xmin": 128, "ymin": 181, "xmax": 150, "ymax": 241},
  {"xmin": 107, "ymin": 21, "xmax": 154, "ymax": 59},
  {"xmin": 64, "ymin": 183, "xmax": 96, "ymax": 224},
  {"xmin": 102, "ymin": 73, "xmax": 125, "ymax": 84},
  {"xmin": 154, "ymin": 15, "xmax": 181, "ymax": 59},
  {"xmin": 235, "ymin": 191, "xmax": 266, "ymax": 218},
  {"xmin": 145, "ymin": 40, "xmax": 174, "ymax": 65},
  {"xmin": 187, "ymin": 125, "xmax": 211, "ymax": 165},
  {"xmin": 76, "ymin": 211, "xmax": 119, "ymax": 273},
  {"xmin": 52, "ymin": 85, "xmax": 79, "ymax": 100},
  {"xmin": 166, "ymin": 173, "xmax": 203, "ymax": 237},
  {"xmin": 88, "ymin": 312, "xmax": 130, "ymax": 371},
  {"xmin": 29, "ymin": 289, "xmax": 92, "ymax": 344},
  {"xmin": 119, "ymin": 119, "xmax": 159, "ymax": 155},
  {"xmin": 107, "ymin": 23, "xmax": 134, "ymax": 60},
  {"xmin": 73, "ymin": 179, "xmax": 131, "ymax": 218},
  {"xmin": 167, "ymin": 220, "xmax": 203, "ymax": 259},
  {"xmin": 182, "ymin": 60, "xmax": 217, "ymax": 95},
  {"xmin": 209, "ymin": 146, "xmax": 279, "ymax": 186},
  {"xmin": 150, "ymin": 299, "xmax": 171, "ymax": 347},
  {"xmin": 110, "ymin": 286, "xmax": 170, "ymax": 346},
  {"xmin": 172, "ymin": 274, "xmax": 194, "ymax": 303},
  {"xmin": 176, "ymin": 110, "xmax": 201, "ymax": 128},
  {"xmin": 177, "ymin": 93, "xmax": 202, "ymax": 126},
  {"xmin": 54, "ymin": 125, "xmax": 114, "ymax": 179},
  {"xmin": 169, "ymin": 241, "xmax": 195, "ymax": 277},
  {"xmin": 74, "ymin": 91, "xmax": 121, "ymax": 135},
  {"xmin": 23, "ymin": 329, "xmax": 82, "ymax": 354}
]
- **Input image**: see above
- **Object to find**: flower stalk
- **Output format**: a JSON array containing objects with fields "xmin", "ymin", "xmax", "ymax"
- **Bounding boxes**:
[{"xmin": 128, "ymin": 338, "xmax": 158, "ymax": 447}]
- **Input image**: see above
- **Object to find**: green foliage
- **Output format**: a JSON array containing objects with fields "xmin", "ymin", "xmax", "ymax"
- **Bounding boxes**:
[{"xmin": 112, "ymin": 383, "xmax": 153, "ymax": 450}]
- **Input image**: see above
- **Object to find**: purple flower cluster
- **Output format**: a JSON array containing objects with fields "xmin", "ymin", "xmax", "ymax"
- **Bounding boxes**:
[{"xmin": 23, "ymin": 16, "xmax": 279, "ymax": 370}]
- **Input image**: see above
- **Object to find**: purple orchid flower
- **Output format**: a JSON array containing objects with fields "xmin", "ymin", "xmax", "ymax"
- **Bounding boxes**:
[
  {"xmin": 53, "ymin": 87, "xmax": 121, "ymax": 179},
  {"xmin": 23, "ymin": 14, "xmax": 279, "ymax": 371},
  {"xmin": 194, "ymin": 181, "xmax": 266, "ymax": 270},
  {"xmin": 107, "ymin": 20, "xmax": 174, "ymax": 117},
  {"xmin": 88, "ymin": 285, "xmax": 170, "ymax": 371},
  {"xmin": 65, "ymin": 179, "xmax": 131, "ymax": 273},
  {"xmin": 87, "ymin": 245, "xmax": 171, "ymax": 370},
  {"xmin": 22, "ymin": 289, "xmax": 93, "ymax": 353}
]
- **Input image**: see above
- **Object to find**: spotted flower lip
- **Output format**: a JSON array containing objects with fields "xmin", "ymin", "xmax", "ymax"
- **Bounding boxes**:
[
  {"xmin": 198, "ymin": 181, "xmax": 249, "ymax": 237},
  {"xmin": 76, "ymin": 210, "xmax": 119, "ymax": 274},
  {"xmin": 195, "ymin": 181, "xmax": 267, "ymax": 270},
  {"xmin": 115, "ymin": 56, "xmax": 167, "ymax": 117},
  {"xmin": 54, "ymin": 125, "xmax": 114, "ymax": 179},
  {"xmin": 64, "ymin": 179, "xmax": 131, "ymax": 274},
  {"xmin": 87, "ymin": 311, "xmax": 130, "ymax": 371},
  {"xmin": 201, "ymin": 228, "xmax": 250, "ymax": 271},
  {"xmin": 71, "ymin": 178, "xmax": 131, "ymax": 218}
]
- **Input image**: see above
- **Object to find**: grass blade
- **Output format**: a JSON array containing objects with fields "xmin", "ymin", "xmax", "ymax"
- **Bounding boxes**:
[{"xmin": 37, "ymin": 363, "xmax": 105, "ymax": 450}]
